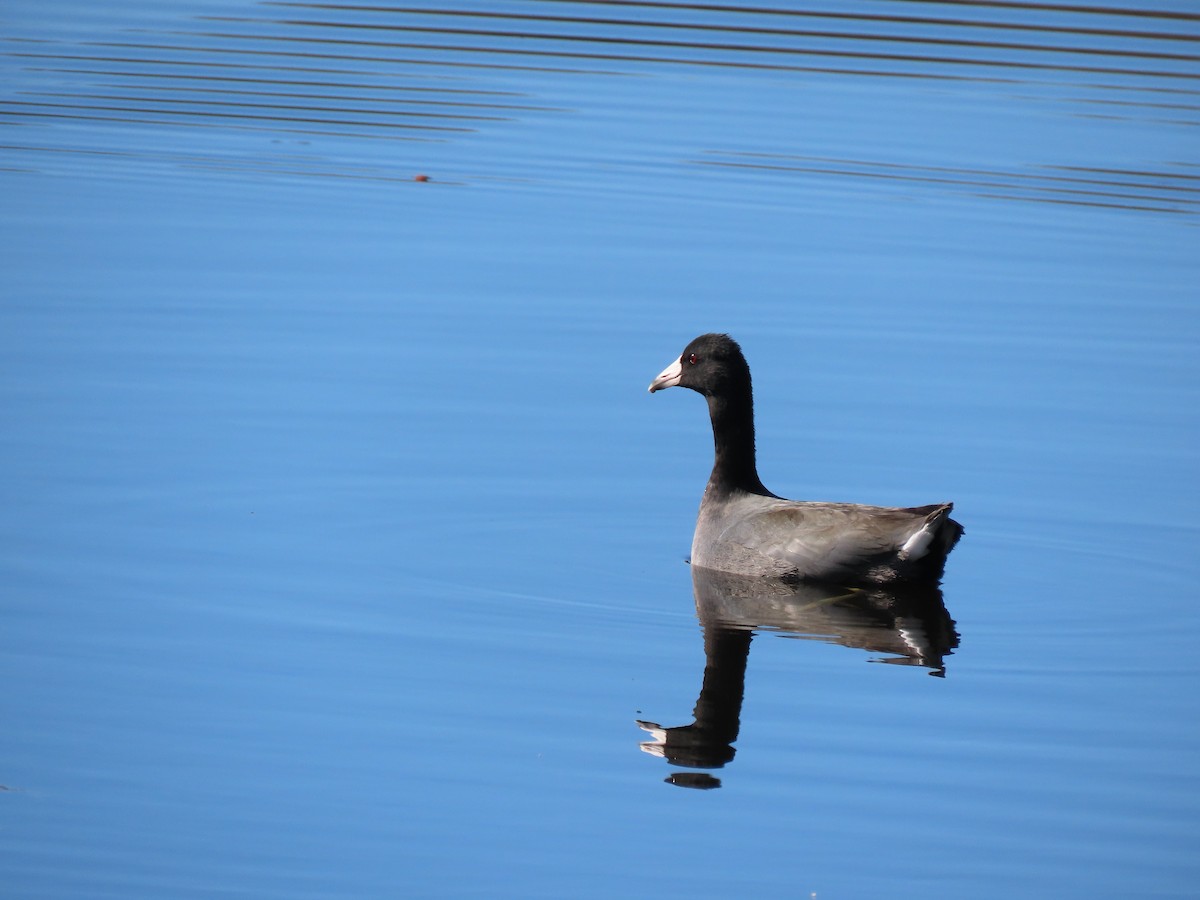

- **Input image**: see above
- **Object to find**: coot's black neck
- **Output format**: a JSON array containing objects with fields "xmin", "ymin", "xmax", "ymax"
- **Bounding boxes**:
[{"xmin": 705, "ymin": 381, "xmax": 769, "ymax": 496}]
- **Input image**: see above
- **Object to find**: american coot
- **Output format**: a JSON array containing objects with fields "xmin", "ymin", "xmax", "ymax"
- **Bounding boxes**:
[{"xmin": 649, "ymin": 333, "xmax": 962, "ymax": 584}]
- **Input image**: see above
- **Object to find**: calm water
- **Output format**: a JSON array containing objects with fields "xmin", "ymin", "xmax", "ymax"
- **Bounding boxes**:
[{"xmin": 2, "ymin": 1, "xmax": 1198, "ymax": 897}]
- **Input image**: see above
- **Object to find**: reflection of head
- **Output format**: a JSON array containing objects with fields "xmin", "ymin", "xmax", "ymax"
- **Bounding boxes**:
[{"xmin": 637, "ymin": 622, "xmax": 752, "ymax": 771}]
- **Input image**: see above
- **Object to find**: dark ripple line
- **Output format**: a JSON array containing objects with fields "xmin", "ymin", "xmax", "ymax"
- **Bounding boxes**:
[
  {"xmin": 0, "ymin": 143, "xmax": 139, "ymax": 158},
  {"xmin": 216, "ymin": 15, "xmax": 1200, "ymax": 65},
  {"xmin": 531, "ymin": 0, "xmax": 1200, "ymax": 24},
  {"xmin": 21, "ymin": 64, "xmax": 532, "ymax": 98},
  {"xmin": 31, "ymin": 84, "xmax": 540, "ymax": 116},
  {"xmin": 9, "ymin": 48, "xmax": 545, "ymax": 81},
  {"xmin": 51, "ymin": 81, "xmax": 559, "ymax": 113},
  {"xmin": 1068, "ymin": 94, "xmax": 1200, "ymax": 113},
  {"xmin": 886, "ymin": 0, "xmax": 1200, "ymax": 22},
  {"xmin": 0, "ymin": 107, "xmax": 443, "ymax": 142},
  {"xmin": 1047, "ymin": 163, "xmax": 1200, "ymax": 182},
  {"xmin": 717, "ymin": 151, "xmax": 1200, "ymax": 194},
  {"xmin": 173, "ymin": 157, "xmax": 449, "ymax": 183},
  {"xmin": 71, "ymin": 40, "xmax": 629, "ymax": 76},
  {"xmin": 0, "ymin": 142, "xmax": 405, "ymax": 179},
  {"xmin": 22, "ymin": 91, "xmax": 508, "ymax": 122},
  {"xmin": 187, "ymin": 27, "xmax": 1200, "ymax": 81},
  {"xmin": 697, "ymin": 158, "xmax": 1198, "ymax": 209},
  {"xmin": 975, "ymin": 192, "xmax": 1187, "ymax": 214},
  {"xmin": 0, "ymin": 99, "xmax": 476, "ymax": 132},
  {"xmin": 259, "ymin": 4, "xmax": 1200, "ymax": 53}
]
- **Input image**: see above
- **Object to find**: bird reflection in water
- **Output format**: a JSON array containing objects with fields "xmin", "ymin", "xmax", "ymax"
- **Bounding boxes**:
[{"xmin": 637, "ymin": 566, "xmax": 958, "ymax": 789}]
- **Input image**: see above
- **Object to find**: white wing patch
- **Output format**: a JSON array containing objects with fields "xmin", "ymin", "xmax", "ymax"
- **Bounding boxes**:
[{"xmin": 899, "ymin": 518, "xmax": 937, "ymax": 560}]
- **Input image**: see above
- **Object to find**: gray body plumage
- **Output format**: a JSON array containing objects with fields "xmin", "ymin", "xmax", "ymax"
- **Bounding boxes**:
[{"xmin": 693, "ymin": 488, "xmax": 960, "ymax": 584}]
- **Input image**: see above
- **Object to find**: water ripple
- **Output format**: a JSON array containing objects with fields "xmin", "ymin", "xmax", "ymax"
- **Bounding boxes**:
[
  {"xmin": 2, "ymin": 0, "xmax": 1196, "ymax": 192},
  {"xmin": 697, "ymin": 151, "xmax": 1200, "ymax": 215}
]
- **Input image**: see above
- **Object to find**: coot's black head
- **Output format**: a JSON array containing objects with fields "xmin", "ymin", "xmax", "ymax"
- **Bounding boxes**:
[{"xmin": 648, "ymin": 333, "xmax": 751, "ymax": 398}]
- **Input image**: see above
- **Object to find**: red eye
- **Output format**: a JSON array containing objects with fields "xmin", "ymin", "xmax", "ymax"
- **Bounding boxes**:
[{"xmin": 688, "ymin": 353, "xmax": 699, "ymax": 365}]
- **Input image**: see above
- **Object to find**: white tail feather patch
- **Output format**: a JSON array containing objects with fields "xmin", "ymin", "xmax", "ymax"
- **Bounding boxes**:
[{"xmin": 900, "ymin": 520, "xmax": 937, "ymax": 560}]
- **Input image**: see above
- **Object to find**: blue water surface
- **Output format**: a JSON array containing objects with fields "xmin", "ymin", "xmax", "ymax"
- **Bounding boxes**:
[{"xmin": 2, "ymin": 1, "xmax": 1198, "ymax": 897}]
